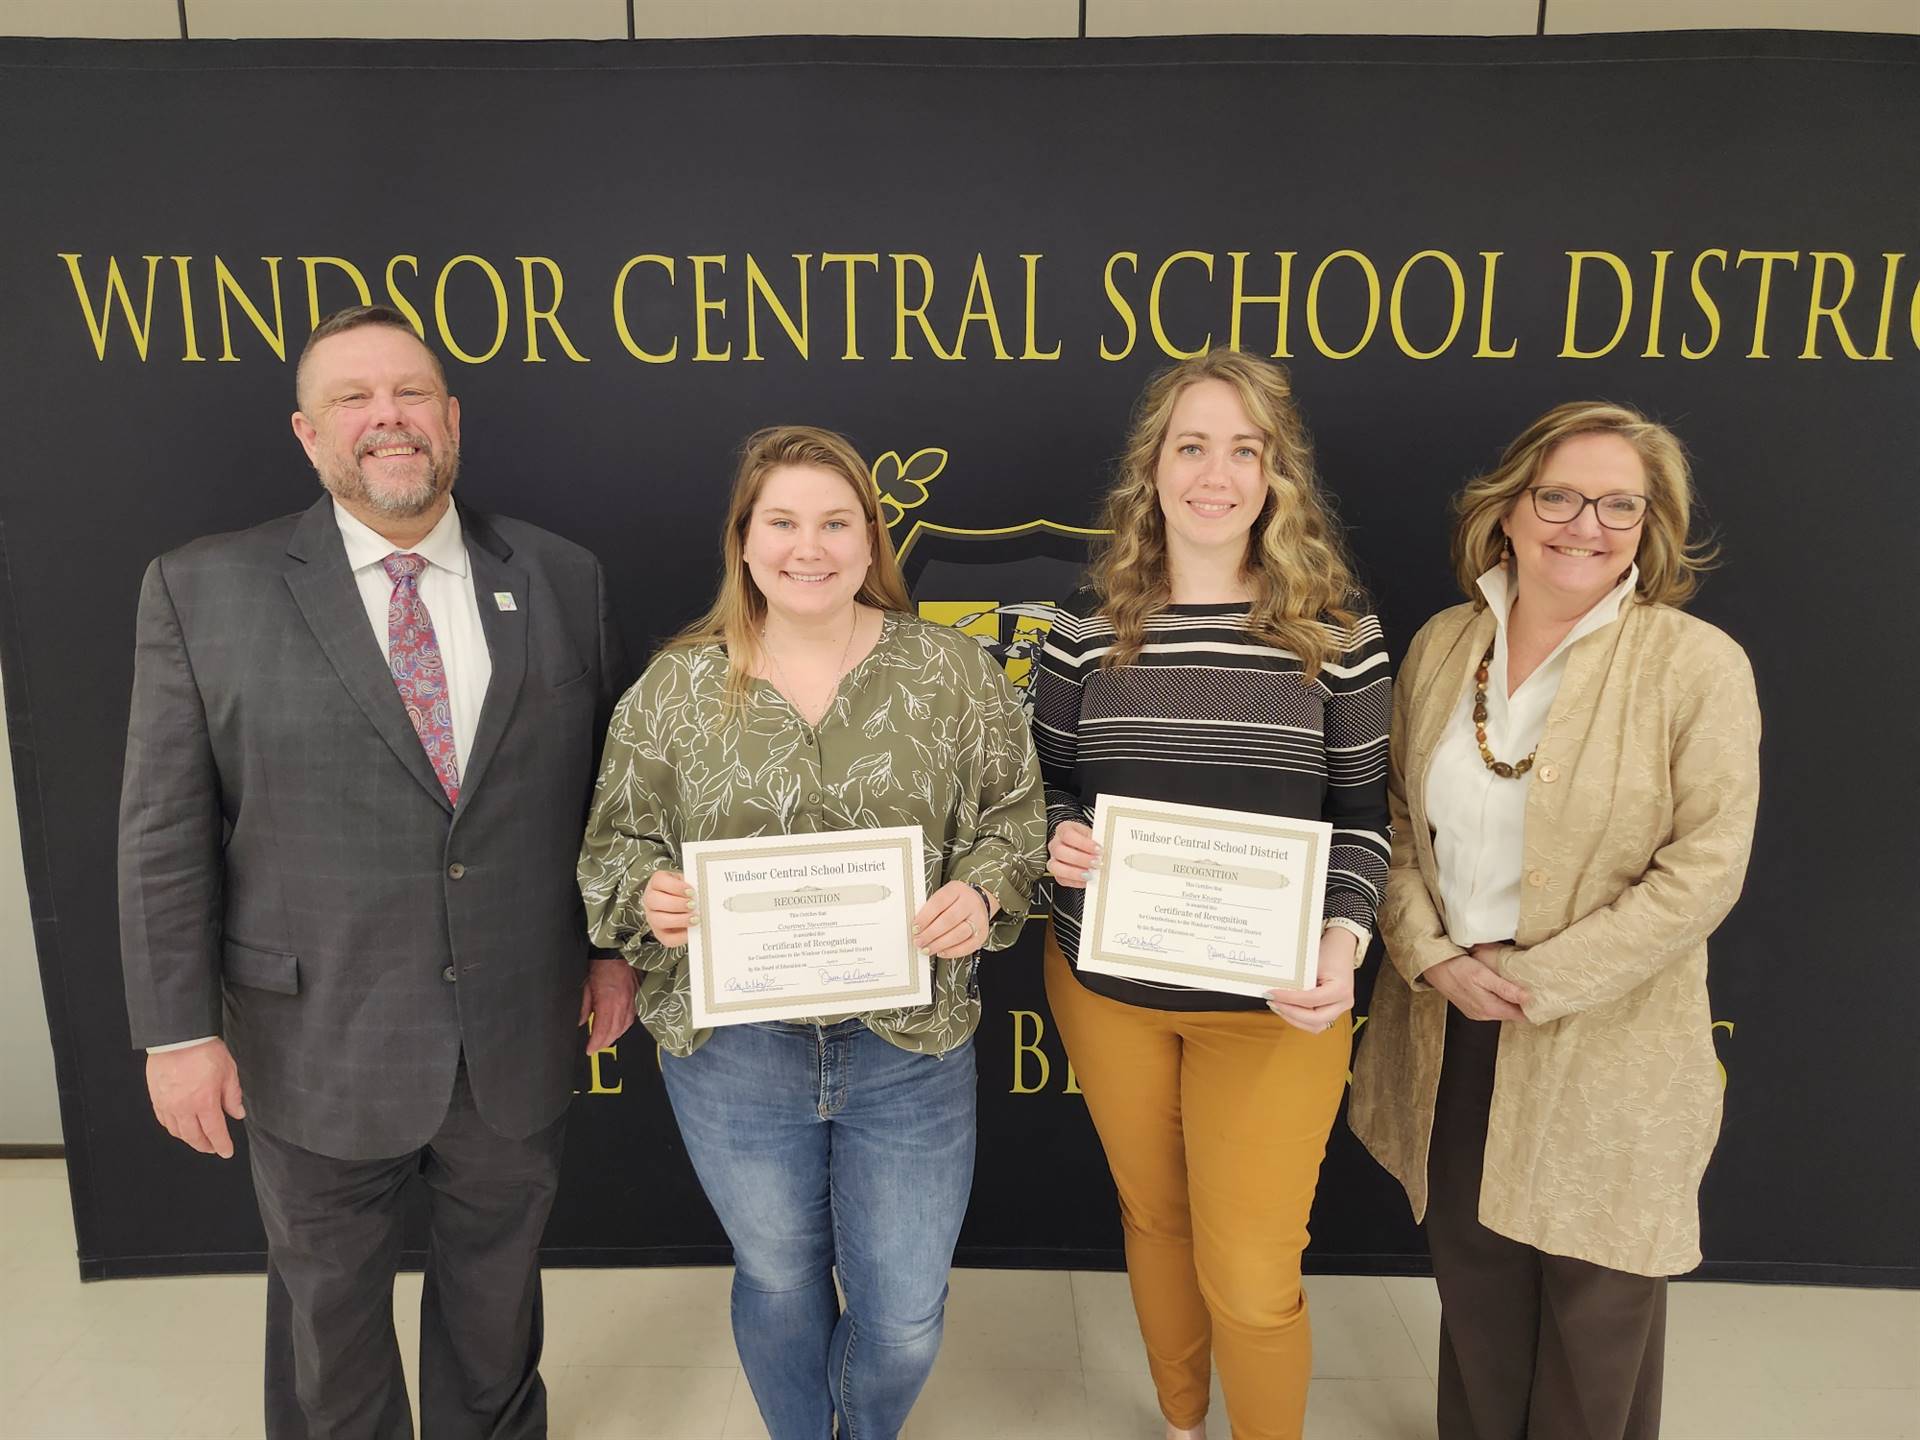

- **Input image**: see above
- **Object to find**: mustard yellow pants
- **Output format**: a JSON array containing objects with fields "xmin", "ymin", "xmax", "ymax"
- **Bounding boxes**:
[{"xmin": 1045, "ymin": 928, "xmax": 1350, "ymax": 1440}]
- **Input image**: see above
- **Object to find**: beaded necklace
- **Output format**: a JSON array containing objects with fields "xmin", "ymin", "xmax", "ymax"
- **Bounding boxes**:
[{"xmin": 1471, "ymin": 640, "xmax": 1535, "ymax": 779}]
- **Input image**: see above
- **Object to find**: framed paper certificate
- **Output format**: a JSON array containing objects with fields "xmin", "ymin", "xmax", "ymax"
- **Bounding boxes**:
[
  {"xmin": 682, "ymin": 826, "xmax": 930, "ymax": 1028},
  {"xmin": 1077, "ymin": 794, "xmax": 1332, "ymax": 996}
]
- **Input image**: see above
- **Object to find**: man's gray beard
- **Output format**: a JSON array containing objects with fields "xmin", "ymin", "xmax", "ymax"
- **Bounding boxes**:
[{"xmin": 317, "ymin": 445, "xmax": 459, "ymax": 518}]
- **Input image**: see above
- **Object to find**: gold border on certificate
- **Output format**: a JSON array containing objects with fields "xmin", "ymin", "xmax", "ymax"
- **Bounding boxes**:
[
  {"xmin": 685, "ymin": 827, "xmax": 928, "ymax": 1026},
  {"xmin": 1080, "ymin": 796, "xmax": 1330, "ymax": 994}
]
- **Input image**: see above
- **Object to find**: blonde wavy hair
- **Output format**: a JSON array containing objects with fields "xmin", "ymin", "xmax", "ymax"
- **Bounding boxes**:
[
  {"xmin": 1451, "ymin": 401, "xmax": 1717, "ymax": 608},
  {"xmin": 667, "ymin": 425, "xmax": 913, "ymax": 706},
  {"xmin": 1088, "ymin": 350, "xmax": 1358, "ymax": 678}
]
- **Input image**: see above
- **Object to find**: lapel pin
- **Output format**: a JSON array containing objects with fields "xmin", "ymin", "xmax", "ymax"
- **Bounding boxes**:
[{"xmin": 493, "ymin": 592, "xmax": 517, "ymax": 611}]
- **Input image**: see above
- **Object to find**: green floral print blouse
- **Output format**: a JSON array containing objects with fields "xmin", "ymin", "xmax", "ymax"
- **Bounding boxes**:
[{"xmin": 579, "ymin": 612, "xmax": 1047, "ymax": 1057}]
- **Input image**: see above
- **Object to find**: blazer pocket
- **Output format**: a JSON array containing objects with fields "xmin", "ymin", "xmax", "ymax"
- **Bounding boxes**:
[
  {"xmin": 223, "ymin": 940, "xmax": 299, "ymax": 995},
  {"xmin": 543, "ymin": 637, "xmax": 591, "ymax": 690}
]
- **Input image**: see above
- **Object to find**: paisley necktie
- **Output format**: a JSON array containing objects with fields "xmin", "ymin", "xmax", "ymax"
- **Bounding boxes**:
[{"xmin": 380, "ymin": 552, "xmax": 461, "ymax": 805}]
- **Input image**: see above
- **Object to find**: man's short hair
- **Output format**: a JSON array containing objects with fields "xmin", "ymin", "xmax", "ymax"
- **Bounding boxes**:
[{"xmin": 294, "ymin": 304, "xmax": 447, "ymax": 407}]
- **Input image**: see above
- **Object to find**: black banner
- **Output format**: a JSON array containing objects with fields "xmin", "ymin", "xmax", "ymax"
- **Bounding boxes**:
[{"xmin": 3, "ymin": 31, "xmax": 1915, "ymax": 1285}]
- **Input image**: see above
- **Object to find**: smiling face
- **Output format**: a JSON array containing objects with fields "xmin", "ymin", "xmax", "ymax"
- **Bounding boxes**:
[
  {"xmin": 1502, "ymin": 431, "xmax": 1646, "ymax": 612},
  {"xmin": 291, "ymin": 324, "xmax": 460, "ymax": 529},
  {"xmin": 742, "ymin": 464, "xmax": 875, "ymax": 629},
  {"xmin": 1154, "ymin": 378, "xmax": 1270, "ymax": 574}
]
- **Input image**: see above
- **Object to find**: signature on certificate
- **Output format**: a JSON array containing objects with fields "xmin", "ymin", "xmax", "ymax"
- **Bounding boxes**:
[
  {"xmin": 1207, "ymin": 942, "xmax": 1261, "ymax": 967},
  {"xmin": 722, "ymin": 975, "xmax": 787, "ymax": 995},
  {"xmin": 1114, "ymin": 931, "xmax": 1172, "ymax": 955},
  {"xmin": 817, "ymin": 966, "xmax": 888, "ymax": 986}
]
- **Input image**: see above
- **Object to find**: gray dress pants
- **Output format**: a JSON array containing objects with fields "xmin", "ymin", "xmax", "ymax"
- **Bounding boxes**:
[
  {"xmin": 246, "ymin": 1060, "xmax": 566, "ymax": 1440},
  {"xmin": 1426, "ymin": 1007, "xmax": 1668, "ymax": 1440}
]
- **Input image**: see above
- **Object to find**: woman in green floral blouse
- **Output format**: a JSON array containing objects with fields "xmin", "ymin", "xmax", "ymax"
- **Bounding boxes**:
[{"xmin": 578, "ymin": 425, "xmax": 1046, "ymax": 1440}]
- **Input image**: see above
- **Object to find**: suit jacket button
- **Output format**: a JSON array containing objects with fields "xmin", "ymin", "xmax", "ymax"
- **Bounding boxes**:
[
  {"xmin": 441, "ymin": 965, "xmax": 457, "ymax": 982},
  {"xmin": 447, "ymin": 863, "xmax": 466, "ymax": 880},
  {"xmin": 1537, "ymin": 763, "xmax": 1560, "ymax": 784},
  {"xmin": 1526, "ymin": 868, "xmax": 1548, "ymax": 889}
]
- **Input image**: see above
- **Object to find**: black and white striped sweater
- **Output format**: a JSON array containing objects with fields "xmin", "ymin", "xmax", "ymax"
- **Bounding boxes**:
[{"xmin": 1032, "ymin": 589, "xmax": 1392, "ymax": 1011}]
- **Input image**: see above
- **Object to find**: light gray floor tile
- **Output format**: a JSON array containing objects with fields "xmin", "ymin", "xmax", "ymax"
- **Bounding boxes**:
[
  {"xmin": 1303, "ymin": 1376, "xmax": 1437, "ymax": 1439},
  {"xmin": 1378, "ymin": 1274, "xmax": 1442, "ymax": 1382},
  {"xmin": 943, "ymin": 1267, "xmax": 1081, "ymax": 1370},
  {"xmin": 909, "ymin": 1364, "xmax": 1088, "ymax": 1439},
  {"xmin": 547, "ymin": 1363, "xmax": 739, "ymax": 1439},
  {"xmin": 1070, "ymin": 1269, "xmax": 1148, "ymax": 1374},
  {"xmin": 1305, "ymin": 1274, "xmax": 1430, "ymax": 1379}
]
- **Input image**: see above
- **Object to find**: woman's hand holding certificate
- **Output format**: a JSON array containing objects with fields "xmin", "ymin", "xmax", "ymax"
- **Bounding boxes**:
[
  {"xmin": 677, "ymin": 826, "xmax": 933, "ymax": 1028},
  {"xmin": 1076, "ymin": 794, "xmax": 1333, "ymax": 997},
  {"xmin": 1264, "ymin": 927, "xmax": 1359, "ymax": 1033},
  {"xmin": 641, "ymin": 869, "xmax": 697, "ymax": 947}
]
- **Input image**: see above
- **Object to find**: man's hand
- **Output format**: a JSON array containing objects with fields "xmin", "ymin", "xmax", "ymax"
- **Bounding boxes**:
[
  {"xmin": 146, "ymin": 1040, "xmax": 245, "ymax": 1158},
  {"xmin": 1425, "ymin": 949, "xmax": 1532, "ymax": 1023},
  {"xmin": 580, "ymin": 956, "xmax": 639, "ymax": 1053}
]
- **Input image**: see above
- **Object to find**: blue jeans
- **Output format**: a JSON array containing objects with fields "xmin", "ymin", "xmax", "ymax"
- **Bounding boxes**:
[{"xmin": 659, "ymin": 1020, "xmax": 977, "ymax": 1440}]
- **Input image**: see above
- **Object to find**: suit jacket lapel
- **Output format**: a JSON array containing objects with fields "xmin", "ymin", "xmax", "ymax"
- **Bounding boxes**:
[
  {"xmin": 459, "ymin": 506, "xmax": 528, "ymax": 806},
  {"xmin": 283, "ymin": 497, "xmax": 455, "ymax": 814}
]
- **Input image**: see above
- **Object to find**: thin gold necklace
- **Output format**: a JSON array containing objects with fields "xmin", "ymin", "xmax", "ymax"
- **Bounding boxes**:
[{"xmin": 762, "ymin": 608, "xmax": 861, "ymax": 721}]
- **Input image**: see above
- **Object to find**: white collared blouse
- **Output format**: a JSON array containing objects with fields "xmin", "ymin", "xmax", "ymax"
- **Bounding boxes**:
[{"xmin": 1423, "ymin": 564, "xmax": 1636, "ymax": 946}]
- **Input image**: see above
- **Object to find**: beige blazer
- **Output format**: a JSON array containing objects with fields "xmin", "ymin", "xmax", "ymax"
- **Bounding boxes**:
[{"xmin": 1348, "ymin": 596, "xmax": 1761, "ymax": 1276}]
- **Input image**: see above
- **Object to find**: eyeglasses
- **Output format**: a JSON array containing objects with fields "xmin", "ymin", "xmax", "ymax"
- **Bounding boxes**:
[{"xmin": 1525, "ymin": 486, "xmax": 1648, "ymax": 530}]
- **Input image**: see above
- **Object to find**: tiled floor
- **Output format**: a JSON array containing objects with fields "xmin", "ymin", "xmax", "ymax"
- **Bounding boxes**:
[{"xmin": 2, "ymin": 1160, "xmax": 1914, "ymax": 1438}]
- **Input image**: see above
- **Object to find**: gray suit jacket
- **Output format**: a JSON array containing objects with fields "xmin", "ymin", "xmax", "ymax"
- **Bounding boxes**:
[{"xmin": 118, "ymin": 495, "xmax": 628, "ymax": 1159}]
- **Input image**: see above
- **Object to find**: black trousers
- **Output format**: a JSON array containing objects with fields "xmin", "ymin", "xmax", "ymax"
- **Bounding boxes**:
[
  {"xmin": 247, "ymin": 1061, "xmax": 566, "ymax": 1440},
  {"xmin": 1426, "ymin": 1007, "xmax": 1667, "ymax": 1440}
]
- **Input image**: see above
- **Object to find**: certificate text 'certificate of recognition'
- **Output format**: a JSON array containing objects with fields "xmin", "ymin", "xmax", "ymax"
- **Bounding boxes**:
[
  {"xmin": 683, "ymin": 826, "xmax": 929, "ymax": 1028},
  {"xmin": 1077, "ymin": 795, "xmax": 1331, "ymax": 996}
]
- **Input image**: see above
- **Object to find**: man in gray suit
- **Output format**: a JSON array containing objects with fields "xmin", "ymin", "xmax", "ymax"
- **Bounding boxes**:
[{"xmin": 118, "ymin": 304, "xmax": 635, "ymax": 1439}]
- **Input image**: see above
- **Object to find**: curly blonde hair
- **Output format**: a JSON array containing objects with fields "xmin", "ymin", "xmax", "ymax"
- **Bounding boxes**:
[
  {"xmin": 1088, "ymin": 350, "xmax": 1358, "ymax": 678},
  {"xmin": 668, "ymin": 425, "xmax": 912, "ymax": 706},
  {"xmin": 1451, "ymin": 401, "xmax": 1717, "ymax": 607}
]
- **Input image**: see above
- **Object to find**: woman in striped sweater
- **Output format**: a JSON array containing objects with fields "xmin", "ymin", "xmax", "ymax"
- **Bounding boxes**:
[{"xmin": 1031, "ymin": 350, "xmax": 1390, "ymax": 1440}]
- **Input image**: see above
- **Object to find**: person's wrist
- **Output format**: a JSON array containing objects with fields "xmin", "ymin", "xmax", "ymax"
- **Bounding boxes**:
[{"xmin": 1321, "ymin": 927, "xmax": 1361, "ymax": 965}]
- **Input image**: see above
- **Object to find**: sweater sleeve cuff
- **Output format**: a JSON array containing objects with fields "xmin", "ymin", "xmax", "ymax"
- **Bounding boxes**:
[{"xmin": 1322, "ymin": 918, "xmax": 1371, "ymax": 956}]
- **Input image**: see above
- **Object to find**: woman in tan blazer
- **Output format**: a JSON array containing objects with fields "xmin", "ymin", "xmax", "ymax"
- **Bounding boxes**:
[{"xmin": 1349, "ymin": 402, "xmax": 1761, "ymax": 1440}]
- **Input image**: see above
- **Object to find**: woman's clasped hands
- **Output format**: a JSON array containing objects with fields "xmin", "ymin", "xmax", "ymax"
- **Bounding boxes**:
[{"xmin": 1423, "ymin": 943, "xmax": 1533, "ymax": 1022}]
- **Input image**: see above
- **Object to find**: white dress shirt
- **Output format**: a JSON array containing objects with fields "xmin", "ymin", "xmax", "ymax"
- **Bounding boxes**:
[
  {"xmin": 333, "ymin": 500, "xmax": 492, "ymax": 776},
  {"xmin": 150, "ymin": 500, "xmax": 492, "ymax": 1054},
  {"xmin": 1424, "ymin": 563, "xmax": 1637, "ymax": 948}
]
